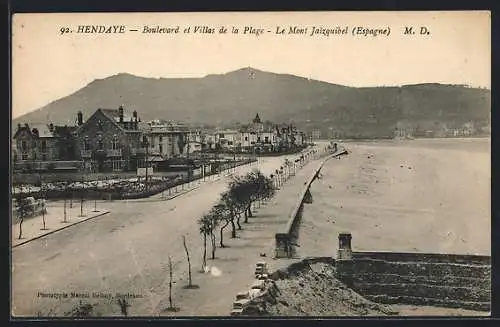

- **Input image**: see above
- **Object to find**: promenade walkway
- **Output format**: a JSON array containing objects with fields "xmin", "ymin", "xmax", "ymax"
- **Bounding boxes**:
[
  {"xmin": 156, "ymin": 155, "xmax": 328, "ymax": 316},
  {"xmin": 12, "ymin": 203, "xmax": 110, "ymax": 248}
]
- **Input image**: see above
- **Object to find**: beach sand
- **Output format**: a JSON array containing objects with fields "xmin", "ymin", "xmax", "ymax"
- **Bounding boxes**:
[
  {"xmin": 298, "ymin": 138, "xmax": 490, "ymax": 257},
  {"xmin": 265, "ymin": 138, "xmax": 491, "ymax": 317}
]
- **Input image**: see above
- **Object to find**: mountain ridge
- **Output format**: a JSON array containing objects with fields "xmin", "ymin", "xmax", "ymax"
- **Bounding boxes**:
[{"xmin": 13, "ymin": 67, "xmax": 490, "ymax": 137}]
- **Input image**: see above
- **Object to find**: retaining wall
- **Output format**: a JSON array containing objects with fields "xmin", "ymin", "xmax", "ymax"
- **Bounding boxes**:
[
  {"xmin": 337, "ymin": 251, "xmax": 491, "ymax": 311},
  {"xmin": 274, "ymin": 147, "xmax": 348, "ymax": 258}
]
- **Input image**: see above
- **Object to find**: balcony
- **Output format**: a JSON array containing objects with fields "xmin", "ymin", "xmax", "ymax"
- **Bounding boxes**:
[
  {"xmin": 107, "ymin": 149, "xmax": 122, "ymax": 157},
  {"xmin": 81, "ymin": 150, "xmax": 92, "ymax": 158}
]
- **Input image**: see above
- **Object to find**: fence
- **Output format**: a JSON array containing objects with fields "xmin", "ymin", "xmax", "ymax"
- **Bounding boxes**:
[{"xmin": 12, "ymin": 158, "xmax": 256, "ymax": 201}]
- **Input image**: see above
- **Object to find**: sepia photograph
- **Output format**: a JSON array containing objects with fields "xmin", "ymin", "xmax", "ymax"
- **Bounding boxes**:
[{"xmin": 10, "ymin": 11, "xmax": 491, "ymax": 318}]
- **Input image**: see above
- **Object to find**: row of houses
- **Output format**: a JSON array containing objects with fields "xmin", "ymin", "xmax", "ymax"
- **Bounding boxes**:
[
  {"xmin": 393, "ymin": 121, "xmax": 484, "ymax": 139},
  {"xmin": 12, "ymin": 107, "xmax": 307, "ymax": 173}
]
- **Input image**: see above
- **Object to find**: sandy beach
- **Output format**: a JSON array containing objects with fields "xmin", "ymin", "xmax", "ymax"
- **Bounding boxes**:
[{"xmin": 298, "ymin": 138, "xmax": 490, "ymax": 257}]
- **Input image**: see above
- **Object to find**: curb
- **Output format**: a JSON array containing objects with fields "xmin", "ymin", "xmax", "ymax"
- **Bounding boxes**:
[{"xmin": 12, "ymin": 211, "xmax": 110, "ymax": 249}]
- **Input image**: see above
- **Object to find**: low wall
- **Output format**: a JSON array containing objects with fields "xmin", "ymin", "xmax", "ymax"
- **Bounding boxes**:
[
  {"xmin": 337, "ymin": 251, "xmax": 491, "ymax": 311},
  {"xmin": 274, "ymin": 147, "xmax": 348, "ymax": 258},
  {"xmin": 14, "ymin": 159, "xmax": 256, "ymax": 201}
]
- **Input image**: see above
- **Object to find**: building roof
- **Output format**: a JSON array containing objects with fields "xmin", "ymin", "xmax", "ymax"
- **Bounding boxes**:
[
  {"xmin": 85, "ymin": 108, "xmax": 142, "ymax": 134},
  {"xmin": 13, "ymin": 123, "xmax": 56, "ymax": 139}
]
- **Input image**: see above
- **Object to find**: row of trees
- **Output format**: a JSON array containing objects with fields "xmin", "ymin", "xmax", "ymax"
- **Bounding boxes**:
[{"xmin": 197, "ymin": 169, "xmax": 275, "ymax": 271}]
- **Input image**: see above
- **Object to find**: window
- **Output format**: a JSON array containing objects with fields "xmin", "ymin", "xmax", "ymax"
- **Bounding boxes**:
[
  {"xmin": 265, "ymin": 136, "xmax": 269, "ymax": 143},
  {"xmin": 98, "ymin": 139, "xmax": 104, "ymax": 150},
  {"xmin": 42, "ymin": 153, "xmax": 47, "ymax": 161},
  {"xmin": 245, "ymin": 136, "xmax": 248, "ymax": 141},
  {"xmin": 33, "ymin": 152, "xmax": 37, "ymax": 160},
  {"xmin": 41, "ymin": 140, "xmax": 47, "ymax": 152},
  {"xmin": 83, "ymin": 137, "xmax": 91, "ymax": 151},
  {"xmin": 257, "ymin": 137, "xmax": 261, "ymax": 142},
  {"xmin": 21, "ymin": 140, "xmax": 27, "ymax": 151},
  {"xmin": 219, "ymin": 133, "xmax": 225, "ymax": 139},
  {"xmin": 228, "ymin": 141, "xmax": 233, "ymax": 146},
  {"xmin": 159, "ymin": 136, "xmax": 163, "ymax": 142},
  {"xmin": 159, "ymin": 144, "xmax": 163, "ymax": 154},
  {"xmin": 112, "ymin": 160, "xmax": 121, "ymax": 171},
  {"xmin": 111, "ymin": 135, "xmax": 119, "ymax": 150},
  {"xmin": 22, "ymin": 152, "xmax": 28, "ymax": 160}
]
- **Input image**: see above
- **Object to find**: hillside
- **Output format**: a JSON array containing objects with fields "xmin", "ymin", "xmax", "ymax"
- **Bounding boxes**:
[{"xmin": 13, "ymin": 68, "xmax": 490, "ymax": 137}]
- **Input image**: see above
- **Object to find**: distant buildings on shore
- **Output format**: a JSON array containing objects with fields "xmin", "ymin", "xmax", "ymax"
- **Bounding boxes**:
[
  {"xmin": 393, "ymin": 120, "xmax": 488, "ymax": 139},
  {"xmin": 12, "ymin": 107, "xmax": 307, "ymax": 173}
]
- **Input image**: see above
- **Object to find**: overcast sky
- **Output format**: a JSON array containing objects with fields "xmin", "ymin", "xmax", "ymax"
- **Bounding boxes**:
[{"xmin": 12, "ymin": 11, "xmax": 490, "ymax": 118}]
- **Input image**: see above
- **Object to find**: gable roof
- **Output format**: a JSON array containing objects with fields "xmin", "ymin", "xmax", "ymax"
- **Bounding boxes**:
[
  {"xmin": 76, "ymin": 108, "xmax": 141, "ymax": 134},
  {"xmin": 13, "ymin": 123, "xmax": 56, "ymax": 139}
]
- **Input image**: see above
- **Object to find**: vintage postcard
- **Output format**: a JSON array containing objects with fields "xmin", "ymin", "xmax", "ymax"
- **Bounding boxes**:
[{"xmin": 11, "ymin": 11, "xmax": 491, "ymax": 318}]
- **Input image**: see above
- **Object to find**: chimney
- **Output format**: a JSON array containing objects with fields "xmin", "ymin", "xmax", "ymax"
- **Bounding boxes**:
[
  {"xmin": 49, "ymin": 123, "xmax": 54, "ymax": 132},
  {"xmin": 17, "ymin": 123, "xmax": 21, "ymax": 131},
  {"xmin": 77, "ymin": 111, "xmax": 83, "ymax": 126},
  {"xmin": 118, "ymin": 105, "xmax": 124, "ymax": 123},
  {"xmin": 133, "ymin": 110, "xmax": 138, "ymax": 121}
]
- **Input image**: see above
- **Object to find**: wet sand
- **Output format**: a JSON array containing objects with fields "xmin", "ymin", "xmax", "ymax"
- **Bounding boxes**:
[{"xmin": 298, "ymin": 138, "xmax": 490, "ymax": 256}]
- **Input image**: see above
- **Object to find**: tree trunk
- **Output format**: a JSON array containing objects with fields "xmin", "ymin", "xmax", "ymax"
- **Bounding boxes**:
[
  {"xmin": 248, "ymin": 204, "xmax": 253, "ymax": 217},
  {"xmin": 236, "ymin": 213, "xmax": 242, "ymax": 230},
  {"xmin": 202, "ymin": 233, "xmax": 207, "ymax": 271},
  {"xmin": 168, "ymin": 256, "xmax": 173, "ymax": 309},
  {"xmin": 182, "ymin": 235, "xmax": 192, "ymax": 286},
  {"xmin": 42, "ymin": 206, "xmax": 46, "ymax": 230},
  {"xmin": 18, "ymin": 218, "xmax": 23, "ymax": 239},
  {"xmin": 220, "ymin": 220, "xmax": 229, "ymax": 247},
  {"xmin": 211, "ymin": 232, "xmax": 216, "ymax": 259},
  {"xmin": 230, "ymin": 218, "xmax": 236, "ymax": 238},
  {"xmin": 63, "ymin": 199, "xmax": 67, "ymax": 222},
  {"xmin": 244, "ymin": 210, "xmax": 248, "ymax": 223}
]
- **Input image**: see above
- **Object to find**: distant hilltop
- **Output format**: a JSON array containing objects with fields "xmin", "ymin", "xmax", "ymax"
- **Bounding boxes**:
[{"xmin": 14, "ymin": 67, "xmax": 490, "ymax": 138}]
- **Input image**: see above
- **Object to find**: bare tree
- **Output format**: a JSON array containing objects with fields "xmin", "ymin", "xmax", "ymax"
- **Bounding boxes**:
[
  {"xmin": 41, "ymin": 199, "xmax": 47, "ymax": 230},
  {"xmin": 182, "ymin": 236, "xmax": 199, "ymax": 289},
  {"xmin": 168, "ymin": 256, "xmax": 174, "ymax": 309},
  {"xmin": 63, "ymin": 197, "xmax": 68, "ymax": 223},
  {"xmin": 163, "ymin": 256, "xmax": 180, "ymax": 312}
]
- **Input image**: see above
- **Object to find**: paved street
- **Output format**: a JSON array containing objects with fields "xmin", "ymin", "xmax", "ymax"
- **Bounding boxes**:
[{"xmin": 12, "ymin": 143, "xmax": 329, "ymax": 317}]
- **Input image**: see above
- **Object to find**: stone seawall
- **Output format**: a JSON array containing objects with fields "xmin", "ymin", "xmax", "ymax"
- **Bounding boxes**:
[
  {"xmin": 274, "ymin": 148, "xmax": 348, "ymax": 258},
  {"xmin": 337, "ymin": 251, "xmax": 491, "ymax": 311}
]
